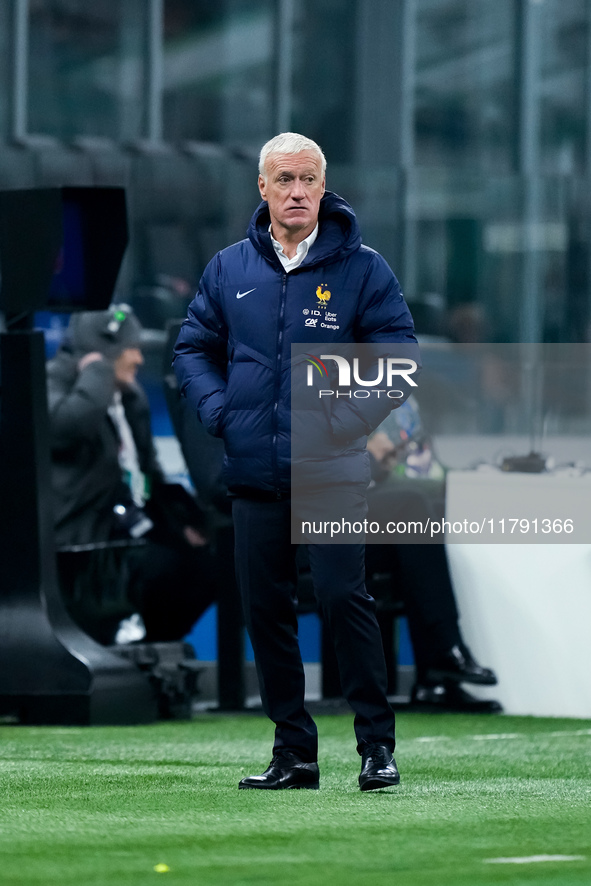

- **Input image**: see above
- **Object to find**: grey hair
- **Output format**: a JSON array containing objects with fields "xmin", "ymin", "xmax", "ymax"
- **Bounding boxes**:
[{"xmin": 259, "ymin": 132, "xmax": 327, "ymax": 179}]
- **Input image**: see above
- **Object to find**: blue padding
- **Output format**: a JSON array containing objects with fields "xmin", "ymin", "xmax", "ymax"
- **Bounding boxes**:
[
  {"xmin": 185, "ymin": 606, "xmax": 322, "ymax": 663},
  {"xmin": 397, "ymin": 616, "xmax": 415, "ymax": 666}
]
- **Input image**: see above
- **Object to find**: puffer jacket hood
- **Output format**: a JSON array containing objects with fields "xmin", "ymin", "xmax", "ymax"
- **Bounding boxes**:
[{"xmin": 247, "ymin": 191, "xmax": 362, "ymax": 269}]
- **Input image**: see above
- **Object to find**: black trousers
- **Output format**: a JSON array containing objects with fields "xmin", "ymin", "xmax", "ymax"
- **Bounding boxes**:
[
  {"xmin": 128, "ymin": 541, "xmax": 217, "ymax": 643},
  {"xmin": 365, "ymin": 542, "xmax": 461, "ymax": 677},
  {"xmin": 366, "ymin": 479, "xmax": 462, "ymax": 677},
  {"xmin": 232, "ymin": 497, "xmax": 395, "ymax": 762},
  {"xmin": 57, "ymin": 539, "xmax": 217, "ymax": 646}
]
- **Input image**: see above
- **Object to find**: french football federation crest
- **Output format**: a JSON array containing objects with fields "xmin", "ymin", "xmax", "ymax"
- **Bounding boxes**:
[{"xmin": 316, "ymin": 284, "xmax": 331, "ymax": 307}]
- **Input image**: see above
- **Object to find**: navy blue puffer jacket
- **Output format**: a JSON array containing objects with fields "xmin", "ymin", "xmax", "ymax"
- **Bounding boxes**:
[{"xmin": 173, "ymin": 191, "xmax": 419, "ymax": 495}]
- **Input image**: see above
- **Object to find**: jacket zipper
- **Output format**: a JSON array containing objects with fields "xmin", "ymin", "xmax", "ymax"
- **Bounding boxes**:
[{"xmin": 272, "ymin": 272, "xmax": 288, "ymax": 495}]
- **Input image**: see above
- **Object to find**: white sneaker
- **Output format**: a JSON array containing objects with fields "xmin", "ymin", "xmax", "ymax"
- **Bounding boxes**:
[{"xmin": 114, "ymin": 613, "xmax": 146, "ymax": 644}]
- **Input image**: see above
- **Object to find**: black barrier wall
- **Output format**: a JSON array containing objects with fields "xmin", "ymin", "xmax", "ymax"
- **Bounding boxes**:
[{"xmin": 0, "ymin": 187, "xmax": 157, "ymax": 725}]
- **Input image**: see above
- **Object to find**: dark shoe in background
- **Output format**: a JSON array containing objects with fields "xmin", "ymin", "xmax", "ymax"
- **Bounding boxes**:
[
  {"xmin": 411, "ymin": 681, "xmax": 503, "ymax": 713},
  {"xmin": 359, "ymin": 743, "xmax": 400, "ymax": 792},
  {"xmin": 425, "ymin": 643, "xmax": 498, "ymax": 686},
  {"xmin": 239, "ymin": 750, "xmax": 319, "ymax": 790}
]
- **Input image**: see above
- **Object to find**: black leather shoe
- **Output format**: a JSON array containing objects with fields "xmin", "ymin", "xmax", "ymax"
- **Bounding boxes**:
[
  {"xmin": 239, "ymin": 751, "xmax": 319, "ymax": 790},
  {"xmin": 411, "ymin": 681, "xmax": 503, "ymax": 713},
  {"xmin": 425, "ymin": 644, "xmax": 498, "ymax": 686},
  {"xmin": 359, "ymin": 743, "xmax": 400, "ymax": 792}
]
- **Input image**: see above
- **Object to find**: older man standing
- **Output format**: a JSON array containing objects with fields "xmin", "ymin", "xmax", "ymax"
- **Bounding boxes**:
[{"xmin": 174, "ymin": 133, "xmax": 418, "ymax": 791}]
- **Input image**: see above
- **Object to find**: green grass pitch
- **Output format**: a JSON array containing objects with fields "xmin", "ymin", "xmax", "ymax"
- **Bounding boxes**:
[{"xmin": 1, "ymin": 711, "xmax": 590, "ymax": 885}]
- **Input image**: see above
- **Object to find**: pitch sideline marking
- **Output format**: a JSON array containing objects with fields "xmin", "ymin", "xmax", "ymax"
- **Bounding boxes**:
[
  {"xmin": 415, "ymin": 736, "xmax": 450, "ymax": 742},
  {"xmin": 484, "ymin": 855, "xmax": 585, "ymax": 865},
  {"xmin": 471, "ymin": 733, "xmax": 519, "ymax": 740},
  {"xmin": 413, "ymin": 728, "xmax": 591, "ymax": 744},
  {"xmin": 550, "ymin": 729, "xmax": 591, "ymax": 736}
]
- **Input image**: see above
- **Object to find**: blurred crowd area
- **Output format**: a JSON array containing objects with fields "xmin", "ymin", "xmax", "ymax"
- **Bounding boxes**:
[{"xmin": 1, "ymin": 0, "xmax": 591, "ymax": 453}]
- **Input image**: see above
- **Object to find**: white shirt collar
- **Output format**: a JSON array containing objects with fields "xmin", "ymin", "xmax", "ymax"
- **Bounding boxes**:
[{"xmin": 269, "ymin": 223, "xmax": 319, "ymax": 272}]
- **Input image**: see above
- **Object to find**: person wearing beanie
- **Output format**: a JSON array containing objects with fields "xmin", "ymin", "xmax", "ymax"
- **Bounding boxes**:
[{"xmin": 47, "ymin": 304, "xmax": 216, "ymax": 644}]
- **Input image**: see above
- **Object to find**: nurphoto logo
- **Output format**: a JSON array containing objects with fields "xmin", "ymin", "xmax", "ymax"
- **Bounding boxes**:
[{"xmin": 305, "ymin": 353, "xmax": 418, "ymax": 399}]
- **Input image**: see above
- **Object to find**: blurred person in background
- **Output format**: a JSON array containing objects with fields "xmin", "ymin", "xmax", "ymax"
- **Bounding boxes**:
[
  {"xmin": 47, "ymin": 304, "xmax": 216, "ymax": 645},
  {"xmin": 366, "ymin": 400, "xmax": 501, "ymax": 712}
]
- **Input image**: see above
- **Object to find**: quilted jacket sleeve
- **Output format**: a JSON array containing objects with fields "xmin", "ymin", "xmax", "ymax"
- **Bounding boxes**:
[{"xmin": 173, "ymin": 254, "xmax": 229, "ymax": 438}]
